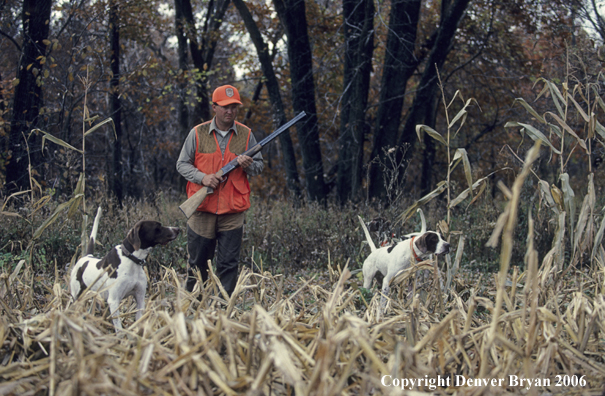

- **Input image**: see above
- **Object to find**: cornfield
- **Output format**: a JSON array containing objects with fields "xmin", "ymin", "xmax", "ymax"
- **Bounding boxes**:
[{"xmin": 1, "ymin": 166, "xmax": 604, "ymax": 395}]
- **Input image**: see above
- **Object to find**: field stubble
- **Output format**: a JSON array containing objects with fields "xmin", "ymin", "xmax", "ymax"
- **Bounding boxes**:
[{"xmin": 0, "ymin": 218, "xmax": 603, "ymax": 395}]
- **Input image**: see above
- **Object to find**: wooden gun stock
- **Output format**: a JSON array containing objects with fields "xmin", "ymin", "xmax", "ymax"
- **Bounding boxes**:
[{"xmin": 179, "ymin": 169, "xmax": 224, "ymax": 219}]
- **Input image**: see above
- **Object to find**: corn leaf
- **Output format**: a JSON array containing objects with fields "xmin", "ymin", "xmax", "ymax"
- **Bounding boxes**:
[
  {"xmin": 566, "ymin": 93, "xmax": 590, "ymax": 122},
  {"xmin": 559, "ymin": 173, "xmax": 575, "ymax": 244},
  {"xmin": 536, "ymin": 79, "xmax": 565, "ymax": 118},
  {"xmin": 67, "ymin": 173, "xmax": 85, "ymax": 219},
  {"xmin": 398, "ymin": 181, "xmax": 448, "ymax": 224},
  {"xmin": 450, "ymin": 170, "xmax": 503, "ymax": 208},
  {"xmin": 446, "ymin": 89, "xmax": 464, "ymax": 109},
  {"xmin": 592, "ymin": 85, "xmax": 605, "ymax": 114},
  {"xmin": 454, "ymin": 237, "xmax": 464, "ymax": 275},
  {"xmin": 549, "ymin": 123, "xmax": 563, "ymax": 139},
  {"xmin": 592, "ymin": 208, "xmax": 605, "ymax": 262},
  {"xmin": 538, "ymin": 180, "xmax": 559, "ymax": 214},
  {"xmin": 505, "ymin": 122, "xmax": 561, "ymax": 154},
  {"xmin": 545, "ymin": 112, "xmax": 587, "ymax": 151},
  {"xmin": 32, "ymin": 194, "xmax": 83, "ymax": 241},
  {"xmin": 512, "ymin": 98, "xmax": 546, "ymax": 124},
  {"xmin": 449, "ymin": 105, "xmax": 467, "ymax": 129},
  {"xmin": 468, "ymin": 181, "xmax": 488, "ymax": 207},
  {"xmin": 574, "ymin": 195, "xmax": 590, "ymax": 257},
  {"xmin": 595, "ymin": 119, "xmax": 605, "ymax": 140},
  {"xmin": 416, "ymin": 124, "xmax": 448, "ymax": 146},
  {"xmin": 449, "ymin": 179, "xmax": 482, "ymax": 208},
  {"xmin": 36, "ymin": 129, "xmax": 83, "ymax": 154},
  {"xmin": 84, "ymin": 117, "xmax": 116, "ymax": 138},
  {"xmin": 456, "ymin": 148, "xmax": 473, "ymax": 199}
]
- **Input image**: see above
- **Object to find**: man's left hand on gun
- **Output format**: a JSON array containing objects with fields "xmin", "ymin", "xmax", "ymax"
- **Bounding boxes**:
[{"xmin": 237, "ymin": 155, "xmax": 253, "ymax": 169}]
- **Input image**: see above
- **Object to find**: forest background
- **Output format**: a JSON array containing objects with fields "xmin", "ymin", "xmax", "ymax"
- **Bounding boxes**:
[{"xmin": 2, "ymin": 0, "xmax": 604, "ymax": 204}]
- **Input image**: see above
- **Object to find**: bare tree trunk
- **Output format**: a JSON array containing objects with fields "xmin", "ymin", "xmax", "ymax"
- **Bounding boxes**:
[
  {"xmin": 273, "ymin": 0, "xmax": 327, "ymax": 202},
  {"xmin": 368, "ymin": 0, "xmax": 421, "ymax": 200},
  {"xmin": 5, "ymin": 0, "xmax": 52, "ymax": 193},
  {"xmin": 180, "ymin": 0, "xmax": 231, "ymax": 124},
  {"xmin": 174, "ymin": 0, "xmax": 190, "ymax": 140},
  {"xmin": 108, "ymin": 0, "xmax": 123, "ymax": 204},
  {"xmin": 336, "ymin": 0, "xmax": 374, "ymax": 204},
  {"xmin": 174, "ymin": 0, "xmax": 191, "ymax": 193},
  {"xmin": 397, "ymin": 0, "xmax": 471, "ymax": 161},
  {"xmin": 232, "ymin": 0, "xmax": 302, "ymax": 198}
]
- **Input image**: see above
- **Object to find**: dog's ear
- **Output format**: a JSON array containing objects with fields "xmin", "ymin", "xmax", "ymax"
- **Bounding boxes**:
[
  {"xmin": 415, "ymin": 233, "xmax": 429, "ymax": 254},
  {"xmin": 416, "ymin": 232, "xmax": 438, "ymax": 254},
  {"xmin": 129, "ymin": 221, "xmax": 143, "ymax": 251}
]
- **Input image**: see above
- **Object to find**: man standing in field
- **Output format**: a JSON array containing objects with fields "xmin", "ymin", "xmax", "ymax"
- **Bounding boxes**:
[{"xmin": 176, "ymin": 85, "xmax": 263, "ymax": 295}]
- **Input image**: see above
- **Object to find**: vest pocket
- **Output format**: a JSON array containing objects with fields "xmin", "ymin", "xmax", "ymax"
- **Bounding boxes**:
[{"xmin": 230, "ymin": 176, "xmax": 250, "ymax": 211}]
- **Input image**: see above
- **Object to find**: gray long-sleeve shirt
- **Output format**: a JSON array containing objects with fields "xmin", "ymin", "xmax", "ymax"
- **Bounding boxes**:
[{"xmin": 176, "ymin": 117, "xmax": 264, "ymax": 185}]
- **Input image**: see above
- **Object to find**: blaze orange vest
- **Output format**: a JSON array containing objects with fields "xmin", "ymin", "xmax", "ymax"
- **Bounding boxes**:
[{"xmin": 186, "ymin": 121, "xmax": 252, "ymax": 214}]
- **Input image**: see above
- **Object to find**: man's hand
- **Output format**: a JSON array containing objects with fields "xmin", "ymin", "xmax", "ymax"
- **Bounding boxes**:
[
  {"xmin": 202, "ymin": 173, "xmax": 224, "ymax": 189},
  {"xmin": 237, "ymin": 155, "xmax": 253, "ymax": 169}
]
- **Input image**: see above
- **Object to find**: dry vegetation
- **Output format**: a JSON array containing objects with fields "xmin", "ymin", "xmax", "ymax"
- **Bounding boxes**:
[
  {"xmin": 2, "ymin": 79, "xmax": 605, "ymax": 395},
  {"xmin": 0, "ymin": 244, "xmax": 603, "ymax": 396},
  {"xmin": 1, "ymin": 158, "xmax": 605, "ymax": 395}
]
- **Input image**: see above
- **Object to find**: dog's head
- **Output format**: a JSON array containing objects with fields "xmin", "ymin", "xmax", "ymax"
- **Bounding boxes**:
[
  {"xmin": 127, "ymin": 221, "xmax": 180, "ymax": 250},
  {"xmin": 414, "ymin": 231, "xmax": 450, "ymax": 256}
]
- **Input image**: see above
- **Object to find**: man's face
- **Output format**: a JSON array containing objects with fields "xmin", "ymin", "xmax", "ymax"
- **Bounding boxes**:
[{"xmin": 212, "ymin": 103, "xmax": 239, "ymax": 128}]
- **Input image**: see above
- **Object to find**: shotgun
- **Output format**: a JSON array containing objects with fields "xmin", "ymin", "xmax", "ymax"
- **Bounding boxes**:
[{"xmin": 179, "ymin": 111, "xmax": 307, "ymax": 219}]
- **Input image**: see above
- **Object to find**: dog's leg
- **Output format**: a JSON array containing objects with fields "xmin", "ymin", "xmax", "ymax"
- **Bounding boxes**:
[
  {"xmin": 107, "ymin": 295, "xmax": 122, "ymax": 331},
  {"xmin": 362, "ymin": 264, "xmax": 377, "ymax": 289},
  {"xmin": 134, "ymin": 287, "xmax": 146, "ymax": 322},
  {"xmin": 380, "ymin": 276, "xmax": 392, "ymax": 311}
]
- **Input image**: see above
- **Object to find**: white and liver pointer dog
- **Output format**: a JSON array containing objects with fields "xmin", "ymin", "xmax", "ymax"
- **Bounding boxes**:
[
  {"xmin": 358, "ymin": 215, "xmax": 450, "ymax": 307},
  {"xmin": 70, "ymin": 209, "xmax": 180, "ymax": 330}
]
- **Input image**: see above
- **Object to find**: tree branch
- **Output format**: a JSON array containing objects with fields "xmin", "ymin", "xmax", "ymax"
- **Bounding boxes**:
[{"xmin": 0, "ymin": 28, "xmax": 21, "ymax": 52}]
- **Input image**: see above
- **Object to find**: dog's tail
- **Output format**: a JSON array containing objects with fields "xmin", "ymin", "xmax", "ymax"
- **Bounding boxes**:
[
  {"xmin": 403, "ymin": 208, "xmax": 428, "ymax": 239},
  {"xmin": 86, "ymin": 207, "xmax": 102, "ymax": 256},
  {"xmin": 358, "ymin": 216, "xmax": 377, "ymax": 252},
  {"xmin": 418, "ymin": 208, "xmax": 426, "ymax": 234}
]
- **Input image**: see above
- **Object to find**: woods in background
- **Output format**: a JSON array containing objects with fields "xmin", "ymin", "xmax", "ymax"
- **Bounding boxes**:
[{"xmin": 0, "ymin": 0, "xmax": 601, "ymax": 204}]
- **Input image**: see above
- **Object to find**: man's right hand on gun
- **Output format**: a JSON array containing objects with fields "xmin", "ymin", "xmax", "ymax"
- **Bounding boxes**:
[{"xmin": 202, "ymin": 174, "xmax": 224, "ymax": 189}]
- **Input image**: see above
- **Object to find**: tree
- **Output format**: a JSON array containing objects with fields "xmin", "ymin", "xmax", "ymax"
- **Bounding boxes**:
[
  {"xmin": 179, "ymin": 0, "xmax": 231, "ymax": 123},
  {"xmin": 108, "ymin": 0, "xmax": 123, "ymax": 203},
  {"xmin": 232, "ymin": 0, "xmax": 302, "ymax": 197},
  {"xmin": 336, "ymin": 0, "xmax": 375, "ymax": 204},
  {"xmin": 0, "ymin": 0, "xmax": 590, "ymax": 204},
  {"xmin": 571, "ymin": 0, "xmax": 605, "ymax": 43},
  {"xmin": 174, "ymin": 0, "xmax": 190, "ymax": 142},
  {"xmin": 398, "ymin": 0, "xmax": 472, "ymax": 193},
  {"xmin": 368, "ymin": 0, "xmax": 472, "ymax": 199},
  {"xmin": 368, "ymin": 0, "xmax": 422, "ymax": 200},
  {"xmin": 273, "ymin": 0, "xmax": 327, "ymax": 202},
  {"xmin": 5, "ymin": 0, "xmax": 53, "ymax": 192}
]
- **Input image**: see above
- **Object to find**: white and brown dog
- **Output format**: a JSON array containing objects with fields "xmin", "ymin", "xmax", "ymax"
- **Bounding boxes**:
[
  {"xmin": 70, "ymin": 208, "xmax": 180, "ymax": 330},
  {"xmin": 358, "ymin": 215, "xmax": 450, "ymax": 308}
]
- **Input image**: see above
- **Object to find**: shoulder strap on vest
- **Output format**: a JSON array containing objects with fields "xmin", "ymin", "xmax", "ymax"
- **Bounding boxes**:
[
  {"xmin": 234, "ymin": 122, "xmax": 251, "ymax": 136},
  {"xmin": 230, "ymin": 122, "xmax": 251, "ymax": 154},
  {"xmin": 195, "ymin": 121, "xmax": 215, "ymax": 154}
]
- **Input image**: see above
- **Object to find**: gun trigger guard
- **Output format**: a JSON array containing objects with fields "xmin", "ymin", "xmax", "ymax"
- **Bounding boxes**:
[{"xmin": 206, "ymin": 186, "xmax": 214, "ymax": 194}]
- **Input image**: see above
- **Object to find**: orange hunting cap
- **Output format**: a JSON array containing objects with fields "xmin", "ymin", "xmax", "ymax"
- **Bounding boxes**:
[{"xmin": 212, "ymin": 85, "xmax": 242, "ymax": 106}]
